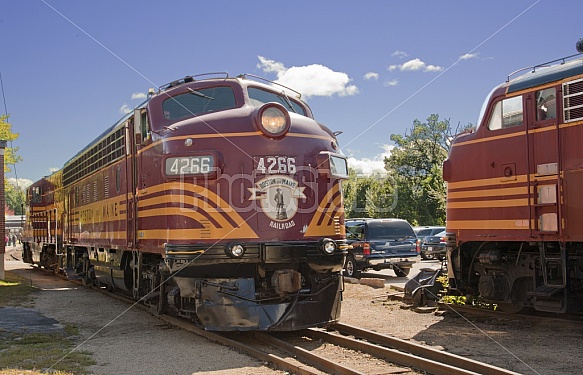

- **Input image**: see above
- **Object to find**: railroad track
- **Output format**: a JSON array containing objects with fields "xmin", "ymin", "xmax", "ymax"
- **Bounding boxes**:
[
  {"xmin": 157, "ymin": 316, "xmax": 521, "ymax": 375},
  {"xmin": 100, "ymin": 289, "xmax": 522, "ymax": 374},
  {"xmin": 438, "ymin": 302, "xmax": 583, "ymax": 329},
  {"xmin": 23, "ymin": 266, "xmax": 522, "ymax": 374}
]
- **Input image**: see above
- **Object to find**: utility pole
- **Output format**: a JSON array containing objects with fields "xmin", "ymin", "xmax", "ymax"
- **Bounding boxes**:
[{"xmin": 0, "ymin": 140, "xmax": 7, "ymax": 280}]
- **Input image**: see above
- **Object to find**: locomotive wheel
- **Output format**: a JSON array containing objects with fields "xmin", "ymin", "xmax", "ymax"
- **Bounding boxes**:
[
  {"xmin": 344, "ymin": 255, "xmax": 361, "ymax": 278},
  {"xmin": 150, "ymin": 274, "xmax": 167, "ymax": 316},
  {"xmin": 82, "ymin": 266, "xmax": 96, "ymax": 286},
  {"xmin": 497, "ymin": 302, "xmax": 524, "ymax": 314}
]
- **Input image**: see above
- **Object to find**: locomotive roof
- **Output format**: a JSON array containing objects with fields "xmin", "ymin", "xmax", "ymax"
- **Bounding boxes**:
[
  {"xmin": 158, "ymin": 73, "xmax": 303, "ymax": 99},
  {"xmin": 507, "ymin": 54, "xmax": 583, "ymax": 93},
  {"xmin": 61, "ymin": 99, "xmax": 148, "ymax": 171},
  {"xmin": 60, "ymin": 73, "xmax": 307, "ymax": 173}
]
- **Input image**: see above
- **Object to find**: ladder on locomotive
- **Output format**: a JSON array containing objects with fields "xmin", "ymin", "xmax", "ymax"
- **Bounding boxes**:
[{"xmin": 531, "ymin": 242, "xmax": 568, "ymax": 313}]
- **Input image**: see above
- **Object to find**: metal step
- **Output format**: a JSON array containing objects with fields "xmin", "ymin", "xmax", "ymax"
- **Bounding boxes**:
[
  {"xmin": 533, "ymin": 297, "xmax": 567, "ymax": 313},
  {"xmin": 529, "ymin": 286, "xmax": 567, "ymax": 313},
  {"xmin": 528, "ymin": 286, "xmax": 563, "ymax": 298}
]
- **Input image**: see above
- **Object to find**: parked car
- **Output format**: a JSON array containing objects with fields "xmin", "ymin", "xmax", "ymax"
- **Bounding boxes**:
[
  {"xmin": 419, "ymin": 230, "xmax": 447, "ymax": 260},
  {"xmin": 413, "ymin": 226, "xmax": 446, "ymax": 238},
  {"xmin": 413, "ymin": 226, "xmax": 445, "ymax": 260},
  {"xmin": 344, "ymin": 218, "xmax": 420, "ymax": 278}
]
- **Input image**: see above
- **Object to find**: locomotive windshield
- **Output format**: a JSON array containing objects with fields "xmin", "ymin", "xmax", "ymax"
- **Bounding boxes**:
[
  {"xmin": 248, "ymin": 87, "xmax": 307, "ymax": 116},
  {"xmin": 162, "ymin": 86, "xmax": 236, "ymax": 121}
]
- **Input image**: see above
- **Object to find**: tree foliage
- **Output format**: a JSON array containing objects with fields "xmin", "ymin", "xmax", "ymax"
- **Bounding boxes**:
[
  {"xmin": 1, "ymin": 114, "xmax": 24, "ymax": 214},
  {"xmin": 343, "ymin": 114, "xmax": 455, "ymax": 225},
  {"xmin": 384, "ymin": 114, "xmax": 451, "ymax": 225},
  {"xmin": 5, "ymin": 181, "xmax": 25, "ymax": 215},
  {"xmin": 0, "ymin": 114, "xmax": 21, "ymax": 172},
  {"xmin": 343, "ymin": 170, "xmax": 395, "ymax": 219}
]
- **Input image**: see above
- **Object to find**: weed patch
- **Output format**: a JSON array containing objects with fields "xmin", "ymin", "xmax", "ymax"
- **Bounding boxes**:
[{"xmin": 0, "ymin": 272, "xmax": 95, "ymax": 374}]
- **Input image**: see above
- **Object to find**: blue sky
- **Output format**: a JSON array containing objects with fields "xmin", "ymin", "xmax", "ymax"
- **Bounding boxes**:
[{"xmin": 2, "ymin": 0, "xmax": 582, "ymax": 188}]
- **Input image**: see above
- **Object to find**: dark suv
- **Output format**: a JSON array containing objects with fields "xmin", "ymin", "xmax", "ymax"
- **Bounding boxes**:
[{"xmin": 344, "ymin": 218, "xmax": 420, "ymax": 278}]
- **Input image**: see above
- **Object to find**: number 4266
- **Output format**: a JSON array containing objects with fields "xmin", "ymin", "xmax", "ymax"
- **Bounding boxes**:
[{"xmin": 255, "ymin": 156, "xmax": 297, "ymax": 174}]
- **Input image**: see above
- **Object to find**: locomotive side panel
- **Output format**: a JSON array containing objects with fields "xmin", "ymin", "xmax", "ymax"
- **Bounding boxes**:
[
  {"xmin": 560, "ymin": 77, "xmax": 583, "ymax": 241},
  {"xmin": 445, "ymin": 88, "xmax": 531, "ymax": 242},
  {"xmin": 445, "ymin": 51, "xmax": 583, "ymax": 313}
]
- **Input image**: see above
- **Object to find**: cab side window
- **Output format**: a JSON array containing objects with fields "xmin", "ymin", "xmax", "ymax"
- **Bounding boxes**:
[
  {"xmin": 31, "ymin": 187, "xmax": 42, "ymax": 204},
  {"xmin": 536, "ymin": 88, "xmax": 556, "ymax": 121},
  {"xmin": 488, "ymin": 96, "xmax": 523, "ymax": 130}
]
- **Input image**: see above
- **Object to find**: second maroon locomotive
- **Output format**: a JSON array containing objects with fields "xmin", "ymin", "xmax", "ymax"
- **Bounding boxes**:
[{"xmin": 444, "ymin": 41, "xmax": 583, "ymax": 313}]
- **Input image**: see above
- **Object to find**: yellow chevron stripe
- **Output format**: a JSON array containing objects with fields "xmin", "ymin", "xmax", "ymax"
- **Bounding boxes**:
[
  {"xmin": 447, "ymin": 186, "xmax": 528, "ymax": 199},
  {"xmin": 452, "ymin": 130, "xmax": 523, "ymax": 147},
  {"xmin": 447, "ymin": 219, "xmax": 531, "ymax": 230},
  {"xmin": 137, "ymin": 182, "xmax": 258, "ymax": 239},
  {"xmin": 447, "ymin": 198, "xmax": 529, "ymax": 209},
  {"xmin": 447, "ymin": 175, "xmax": 528, "ymax": 190},
  {"xmin": 304, "ymin": 184, "xmax": 344, "ymax": 237}
]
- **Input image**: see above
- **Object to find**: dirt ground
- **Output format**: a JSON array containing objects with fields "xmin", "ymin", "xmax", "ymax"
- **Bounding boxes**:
[{"xmin": 2, "ymin": 249, "xmax": 582, "ymax": 375}]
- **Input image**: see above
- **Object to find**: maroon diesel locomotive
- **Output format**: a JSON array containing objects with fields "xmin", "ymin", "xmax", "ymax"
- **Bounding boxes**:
[
  {"xmin": 22, "ymin": 73, "xmax": 349, "ymax": 330},
  {"xmin": 444, "ymin": 40, "xmax": 583, "ymax": 313}
]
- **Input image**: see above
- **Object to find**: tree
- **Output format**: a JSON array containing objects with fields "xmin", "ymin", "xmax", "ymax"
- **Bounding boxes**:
[
  {"xmin": 343, "ymin": 170, "xmax": 396, "ymax": 219},
  {"xmin": 384, "ymin": 114, "xmax": 452, "ymax": 225},
  {"xmin": 1, "ymin": 114, "xmax": 23, "ymax": 214},
  {"xmin": 0, "ymin": 114, "xmax": 21, "ymax": 172},
  {"xmin": 6, "ymin": 181, "xmax": 25, "ymax": 215}
]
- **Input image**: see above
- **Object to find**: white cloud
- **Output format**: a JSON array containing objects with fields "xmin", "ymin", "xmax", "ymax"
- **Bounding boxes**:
[
  {"xmin": 132, "ymin": 92, "xmax": 147, "ymax": 100},
  {"xmin": 364, "ymin": 72, "xmax": 379, "ymax": 80},
  {"xmin": 257, "ymin": 56, "xmax": 285, "ymax": 73},
  {"xmin": 119, "ymin": 104, "xmax": 131, "ymax": 114},
  {"xmin": 401, "ymin": 58, "xmax": 428, "ymax": 71},
  {"xmin": 459, "ymin": 52, "xmax": 478, "ymax": 60},
  {"xmin": 424, "ymin": 64, "xmax": 444, "ymax": 72},
  {"xmin": 347, "ymin": 145, "xmax": 393, "ymax": 176},
  {"xmin": 7, "ymin": 177, "xmax": 33, "ymax": 190},
  {"xmin": 257, "ymin": 56, "xmax": 359, "ymax": 98},
  {"xmin": 119, "ymin": 93, "xmax": 146, "ymax": 116},
  {"xmin": 384, "ymin": 79, "xmax": 399, "ymax": 87},
  {"xmin": 388, "ymin": 58, "xmax": 444, "ymax": 73},
  {"xmin": 392, "ymin": 50, "xmax": 408, "ymax": 59}
]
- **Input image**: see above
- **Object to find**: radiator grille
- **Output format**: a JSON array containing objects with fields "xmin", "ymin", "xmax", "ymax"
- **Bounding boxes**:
[{"xmin": 563, "ymin": 78, "xmax": 583, "ymax": 123}]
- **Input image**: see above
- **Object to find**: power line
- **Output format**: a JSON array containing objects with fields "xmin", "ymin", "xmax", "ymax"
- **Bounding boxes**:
[{"xmin": 0, "ymin": 72, "xmax": 7, "ymax": 116}]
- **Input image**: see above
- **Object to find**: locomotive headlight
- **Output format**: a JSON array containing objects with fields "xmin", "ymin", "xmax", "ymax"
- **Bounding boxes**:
[
  {"xmin": 319, "ymin": 238, "xmax": 337, "ymax": 255},
  {"xmin": 226, "ymin": 243, "xmax": 245, "ymax": 258},
  {"xmin": 257, "ymin": 103, "xmax": 290, "ymax": 138}
]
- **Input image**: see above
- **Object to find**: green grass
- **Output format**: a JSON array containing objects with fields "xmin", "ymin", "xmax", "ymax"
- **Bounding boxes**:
[
  {"xmin": 0, "ymin": 272, "xmax": 37, "ymax": 307},
  {"xmin": 0, "ymin": 272, "xmax": 96, "ymax": 374}
]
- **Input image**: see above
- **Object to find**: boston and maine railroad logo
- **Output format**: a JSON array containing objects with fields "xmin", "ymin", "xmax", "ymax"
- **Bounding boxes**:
[{"xmin": 248, "ymin": 175, "xmax": 306, "ymax": 225}]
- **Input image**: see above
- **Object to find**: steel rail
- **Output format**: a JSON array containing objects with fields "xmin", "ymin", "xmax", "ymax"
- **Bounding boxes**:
[
  {"xmin": 326, "ymin": 323, "xmax": 521, "ymax": 375},
  {"xmin": 53, "ymin": 271, "xmax": 319, "ymax": 375},
  {"xmin": 253, "ymin": 331, "xmax": 367, "ymax": 375},
  {"xmin": 160, "ymin": 315, "xmax": 321, "ymax": 375},
  {"xmin": 36, "ymin": 267, "xmax": 522, "ymax": 374}
]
